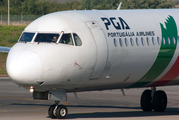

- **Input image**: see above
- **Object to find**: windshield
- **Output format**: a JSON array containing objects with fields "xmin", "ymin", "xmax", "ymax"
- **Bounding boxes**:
[
  {"xmin": 19, "ymin": 32, "xmax": 35, "ymax": 42},
  {"xmin": 34, "ymin": 33, "xmax": 60, "ymax": 43},
  {"xmin": 73, "ymin": 33, "xmax": 82, "ymax": 46},
  {"xmin": 59, "ymin": 33, "xmax": 73, "ymax": 45}
]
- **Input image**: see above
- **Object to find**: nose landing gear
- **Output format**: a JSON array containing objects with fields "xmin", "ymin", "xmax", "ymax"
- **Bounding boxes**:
[
  {"xmin": 140, "ymin": 87, "xmax": 167, "ymax": 112},
  {"xmin": 48, "ymin": 101, "xmax": 68, "ymax": 119}
]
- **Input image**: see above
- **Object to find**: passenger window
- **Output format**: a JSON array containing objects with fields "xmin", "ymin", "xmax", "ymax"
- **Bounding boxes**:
[
  {"xmin": 114, "ymin": 38, "xmax": 117, "ymax": 47},
  {"xmin": 60, "ymin": 33, "xmax": 73, "ymax": 45},
  {"xmin": 130, "ymin": 38, "xmax": 134, "ymax": 46},
  {"xmin": 157, "ymin": 37, "xmax": 161, "ymax": 45},
  {"xmin": 162, "ymin": 37, "xmax": 165, "ymax": 45},
  {"xmin": 119, "ymin": 38, "xmax": 123, "ymax": 47},
  {"xmin": 34, "ymin": 33, "xmax": 59, "ymax": 43},
  {"xmin": 173, "ymin": 37, "xmax": 176, "ymax": 45},
  {"xmin": 19, "ymin": 32, "xmax": 35, "ymax": 42},
  {"xmin": 73, "ymin": 33, "xmax": 82, "ymax": 46},
  {"xmin": 167, "ymin": 37, "xmax": 170, "ymax": 45},
  {"xmin": 152, "ymin": 37, "xmax": 155, "ymax": 45},
  {"xmin": 146, "ymin": 37, "xmax": 150, "ymax": 46},
  {"xmin": 125, "ymin": 38, "xmax": 128, "ymax": 46},
  {"xmin": 141, "ymin": 37, "xmax": 145, "ymax": 46},
  {"xmin": 136, "ymin": 38, "xmax": 139, "ymax": 46}
]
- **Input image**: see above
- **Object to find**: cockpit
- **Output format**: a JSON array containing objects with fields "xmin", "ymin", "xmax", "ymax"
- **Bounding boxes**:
[{"xmin": 18, "ymin": 32, "xmax": 82, "ymax": 46}]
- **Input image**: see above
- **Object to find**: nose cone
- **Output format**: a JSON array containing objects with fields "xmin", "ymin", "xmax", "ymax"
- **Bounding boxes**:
[{"xmin": 6, "ymin": 51, "xmax": 43, "ymax": 84}]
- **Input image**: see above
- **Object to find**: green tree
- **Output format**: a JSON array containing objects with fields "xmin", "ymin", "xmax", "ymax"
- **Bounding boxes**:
[
  {"xmin": 36, "ymin": 0, "xmax": 49, "ymax": 14},
  {"xmin": 98, "ymin": 0, "xmax": 108, "ymax": 9},
  {"xmin": 0, "ymin": 0, "xmax": 6, "ymax": 6},
  {"xmin": 106, "ymin": 0, "xmax": 120, "ymax": 9},
  {"xmin": 119, "ymin": 0, "xmax": 175, "ymax": 9},
  {"xmin": 0, "ymin": 0, "xmax": 175, "ymax": 15},
  {"xmin": 158, "ymin": 0, "xmax": 175, "ymax": 8},
  {"xmin": 71, "ymin": 1, "xmax": 81, "ymax": 10},
  {"xmin": 80, "ymin": 0, "xmax": 91, "ymax": 10}
]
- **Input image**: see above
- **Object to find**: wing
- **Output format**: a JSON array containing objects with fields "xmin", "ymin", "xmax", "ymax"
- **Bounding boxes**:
[{"xmin": 0, "ymin": 46, "xmax": 11, "ymax": 53}]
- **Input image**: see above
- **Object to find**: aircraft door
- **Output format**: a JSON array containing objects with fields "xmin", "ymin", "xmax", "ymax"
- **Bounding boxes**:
[{"xmin": 86, "ymin": 21, "xmax": 108, "ymax": 79}]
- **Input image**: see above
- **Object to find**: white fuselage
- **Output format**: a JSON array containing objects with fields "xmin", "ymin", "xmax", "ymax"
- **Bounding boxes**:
[{"xmin": 6, "ymin": 9, "xmax": 179, "ymax": 92}]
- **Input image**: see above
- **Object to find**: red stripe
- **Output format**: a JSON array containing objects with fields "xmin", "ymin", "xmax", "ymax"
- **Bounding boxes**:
[{"xmin": 149, "ymin": 56, "xmax": 179, "ymax": 87}]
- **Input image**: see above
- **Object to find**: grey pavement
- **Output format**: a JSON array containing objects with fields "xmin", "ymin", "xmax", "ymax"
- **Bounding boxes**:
[{"xmin": 0, "ymin": 77, "xmax": 179, "ymax": 120}]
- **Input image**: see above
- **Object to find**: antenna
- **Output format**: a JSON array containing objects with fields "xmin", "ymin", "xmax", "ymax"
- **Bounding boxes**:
[{"xmin": 117, "ymin": 2, "xmax": 122, "ymax": 11}]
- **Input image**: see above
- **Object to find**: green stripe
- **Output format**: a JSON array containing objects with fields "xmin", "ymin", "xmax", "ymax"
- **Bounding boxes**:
[{"xmin": 129, "ymin": 15, "xmax": 178, "ymax": 88}]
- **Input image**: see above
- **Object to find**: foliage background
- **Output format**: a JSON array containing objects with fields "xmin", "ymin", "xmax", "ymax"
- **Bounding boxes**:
[
  {"xmin": 0, "ymin": 26, "xmax": 25, "ymax": 74},
  {"xmin": 0, "ymin": 0, "xmax": 175, "ymax": 15}
]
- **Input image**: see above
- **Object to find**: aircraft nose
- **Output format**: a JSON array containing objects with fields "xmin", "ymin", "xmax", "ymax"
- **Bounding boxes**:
[{"xmin": 6, "ymin": 51, "xmax": 43, "ymax": 84}]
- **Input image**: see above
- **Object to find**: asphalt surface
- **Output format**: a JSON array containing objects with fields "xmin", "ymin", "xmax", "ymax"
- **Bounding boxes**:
[{"xmin": 0, "ymin": 77, "xmax": 179, "ymax": 120}]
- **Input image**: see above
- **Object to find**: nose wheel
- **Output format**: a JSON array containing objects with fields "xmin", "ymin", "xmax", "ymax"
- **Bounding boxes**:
[
  {"xmin": 48, "ymin": 101, "xmax": 68, "ymax": 119},
  {"xmin": 56, "ymin": 105, "xmax": 68, "ymax": 119},
  {"xmin": 48, "ymin": 104, "xmax": 57, "ymax": 118}
]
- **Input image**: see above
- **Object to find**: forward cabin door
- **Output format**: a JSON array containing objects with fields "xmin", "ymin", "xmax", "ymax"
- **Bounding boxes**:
[{"xmin": 86, "ymin": 21, "xmax": 108, "ymax": 80}]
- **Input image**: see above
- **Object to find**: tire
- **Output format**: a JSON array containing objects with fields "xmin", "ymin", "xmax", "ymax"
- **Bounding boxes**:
[
  {"xmin": 153, "ymin": 90, "xmax": 167, "ymax": 112},
  {"xmin": 56, "ymin": 105, "xmax": 68, "ymax": 119},
  {"xmin": 48, "ymin": 104, "xmax": 57, "ymax": 119},
  {"xmin": 140, "ymin": 89, "xmax": 153, "ymax": 111}
]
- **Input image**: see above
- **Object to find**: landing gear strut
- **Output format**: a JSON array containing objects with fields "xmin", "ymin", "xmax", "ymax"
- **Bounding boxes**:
[
  {"xmin": 48, "ymin": 101, "xmax": 68, "ymax": 119},
  {"xmin": 140, "ymin": 87, "xmax": 167, "ymax": 112}
]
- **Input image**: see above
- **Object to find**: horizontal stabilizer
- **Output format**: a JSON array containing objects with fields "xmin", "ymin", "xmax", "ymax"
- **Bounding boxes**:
[{"xmin": 0, "ymin": 46, "xmax": 11, "ymax": 53}]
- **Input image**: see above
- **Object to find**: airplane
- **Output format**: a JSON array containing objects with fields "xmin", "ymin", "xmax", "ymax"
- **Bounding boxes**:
[{"xmin": 0, "ymin": 7, "xmax": 179, "ymax": 119}]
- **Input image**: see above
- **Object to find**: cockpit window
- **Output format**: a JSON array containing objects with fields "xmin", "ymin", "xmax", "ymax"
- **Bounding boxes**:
[
  {"xmin": 73, "ymin": 33, "xmax": 82, "ymax": 46},
  {"xmin": 34, "ymin": 33, "xmax": 59, "ymax": 43},
  {"xmin": 59, "ymin": 33, "xmax": 73, "ymax": 45},
  {"xmin": 19, "ymin": 32, "xmax": 35, "ymax": 42}
]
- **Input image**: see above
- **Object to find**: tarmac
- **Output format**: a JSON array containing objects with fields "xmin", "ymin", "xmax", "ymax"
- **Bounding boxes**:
[{"xmin": 0, "ymin": 77, "xmax": 179, "ymax": 120}]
